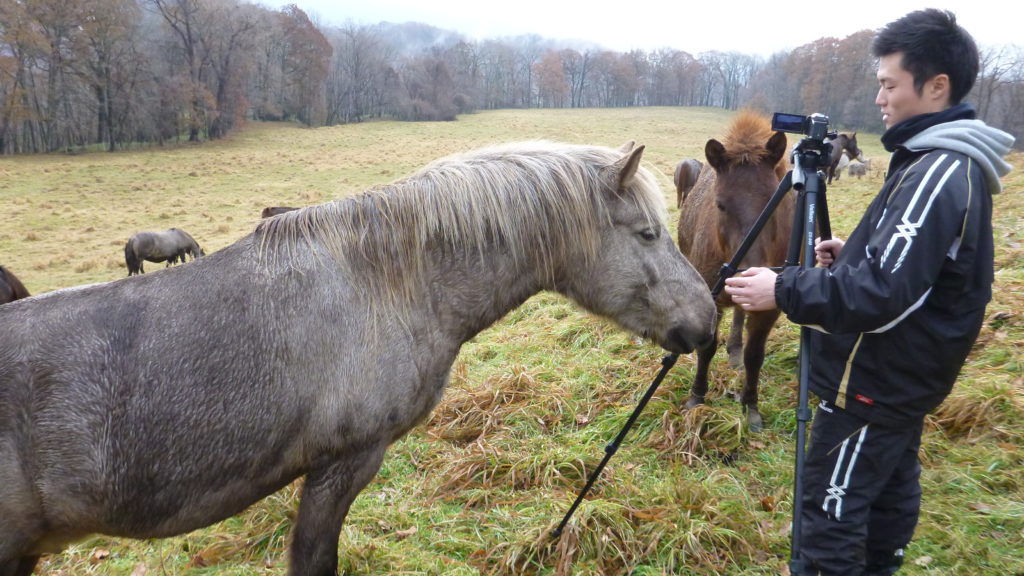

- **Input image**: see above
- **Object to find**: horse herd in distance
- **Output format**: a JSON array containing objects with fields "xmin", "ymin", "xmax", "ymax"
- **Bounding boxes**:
[{"xmin": 0, "ymin": 206, "xmax": 299, "ymax": 307}]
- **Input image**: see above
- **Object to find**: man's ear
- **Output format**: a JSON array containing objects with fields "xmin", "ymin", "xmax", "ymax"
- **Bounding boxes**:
[{"xmin": 927, "ymin": 73, "xmax": 951, "ymax": 103}]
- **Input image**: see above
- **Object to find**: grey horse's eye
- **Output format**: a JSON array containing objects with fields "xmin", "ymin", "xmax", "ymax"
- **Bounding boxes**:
[{"xmin": 639, "ymin": 229, "xmax": 658, "ymax": 242}]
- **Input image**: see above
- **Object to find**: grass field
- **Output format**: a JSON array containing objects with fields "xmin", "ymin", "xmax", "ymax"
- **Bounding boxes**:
[{"xmin": 1, "ymin": 107, "xmax": 1021, "ymax": 575}]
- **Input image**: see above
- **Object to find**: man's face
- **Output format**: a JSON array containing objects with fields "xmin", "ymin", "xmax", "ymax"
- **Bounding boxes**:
[{"xmin": 875, "ymin": 52, "xmax": 949, "ymax": 130}]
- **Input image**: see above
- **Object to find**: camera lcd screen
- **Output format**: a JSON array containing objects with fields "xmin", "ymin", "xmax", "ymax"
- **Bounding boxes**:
[{"xmin": 771, "ymin": 113, "xmax": 806, "ymax": 134}]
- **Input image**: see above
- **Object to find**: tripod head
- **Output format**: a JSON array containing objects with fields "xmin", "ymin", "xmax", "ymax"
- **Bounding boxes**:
[{"xmin": 771, "ymin": 112, "xmax": 835, "ymax": 191}]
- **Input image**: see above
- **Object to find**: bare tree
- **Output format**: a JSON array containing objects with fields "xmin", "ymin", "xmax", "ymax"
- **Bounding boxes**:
[
  {"xmin": 696, "ymin": 51, "xmax": 723, "ymax": 107},
  {"xmin": 199, "ymin": 0, "xmax": 259, "ymax": 137},
  {"xmin": 647, "ymin": 48, "xmax": 700, "ymax": 106},
  {"xmin": 147, "ymin": 0, "xmax": 208, "ymax": 141},
  {"xmin": 75, "ymin": 0, "xmax": 144, "ymax": 151},
  {"xmin": 559, "ymin": 48, "xmax": 590, "ymax": 108},
  {"xmin": 974, "ymin": 45, "xmax": 1014, "ymax": 120},
  {"xmin": 478, "ymin": 40, "xmax": 519, "ymax": 109}
]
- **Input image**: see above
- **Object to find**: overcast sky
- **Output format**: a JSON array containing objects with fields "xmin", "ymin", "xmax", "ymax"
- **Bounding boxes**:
[{"xmin": 272, "ymin": 0, "xmax": 1019, "ymax": 57}]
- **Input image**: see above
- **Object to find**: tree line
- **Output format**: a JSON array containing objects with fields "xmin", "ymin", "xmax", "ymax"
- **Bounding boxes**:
[{"xmin": 2, "ymin": 0, "xmax": 1021, "ymax": 154}]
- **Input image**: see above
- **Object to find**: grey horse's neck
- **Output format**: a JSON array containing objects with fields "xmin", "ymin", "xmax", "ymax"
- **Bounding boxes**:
[{"xmin": 424, "ymin": 245, "xmax": 547, "ymax": 344}]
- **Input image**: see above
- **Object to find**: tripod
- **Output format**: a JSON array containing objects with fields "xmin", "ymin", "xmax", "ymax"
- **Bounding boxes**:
[{"xmin": 553, "ymin": 135, "xmax": 833, "ymax": 575}]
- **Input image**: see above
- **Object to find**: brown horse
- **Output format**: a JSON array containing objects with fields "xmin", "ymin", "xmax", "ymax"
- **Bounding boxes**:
[
  {"xmin": 0, "ymin": 266, "xmax": 30, "ymax": 305},
  {"xmin": 673, "ymin": 158, "xmax": 703, "ymax": 208},
  {"xmin": 261, "ymin": 206, "xmax": 298, "ymax": 218},
  {"xmin": 677, "ymin": 111, "xmax": 791, "ymax": 430},
  {"xmin": 826, "ymin": 132, "xmax": 863, "ymax": 184}
]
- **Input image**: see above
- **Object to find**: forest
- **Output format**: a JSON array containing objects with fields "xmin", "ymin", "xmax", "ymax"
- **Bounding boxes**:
[{"xmin": 2, "ymin": 0, "xmax": 1022, "ymax": 154}]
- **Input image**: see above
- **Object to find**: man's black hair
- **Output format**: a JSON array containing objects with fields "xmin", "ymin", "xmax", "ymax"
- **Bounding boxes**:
[{"xmin": 871, "ymin": 9, "xmax": 979, "ymax": 105}]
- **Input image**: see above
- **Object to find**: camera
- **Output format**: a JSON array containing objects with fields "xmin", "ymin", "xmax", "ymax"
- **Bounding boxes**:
[{"xmin": 772, "ymin": 112, "xmax": 831, "ymax": 142}]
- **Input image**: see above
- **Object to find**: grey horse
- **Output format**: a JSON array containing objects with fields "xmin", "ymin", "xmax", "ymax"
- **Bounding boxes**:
[
  {"xmin": 124, "ymin": 227, "xmax": 205, "ymax": 275},
  {"xmin": 0, "ymin": 140, "xmax": 716, "ymax": 576}
]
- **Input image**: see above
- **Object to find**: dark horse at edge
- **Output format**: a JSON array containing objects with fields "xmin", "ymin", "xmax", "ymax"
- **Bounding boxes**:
[
  {"xmin": 0, "ymin": 266, "xmax": 30, "ymax": 305},
  {"xmin": 826, "ymin": 132, "xmax": 864, "ymax": 184}
]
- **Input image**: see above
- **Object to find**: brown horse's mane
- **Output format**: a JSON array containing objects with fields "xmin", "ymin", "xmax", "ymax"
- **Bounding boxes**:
[{"xmin": 721, "ymin": 110, "xmax": 789, "ymax": 179}]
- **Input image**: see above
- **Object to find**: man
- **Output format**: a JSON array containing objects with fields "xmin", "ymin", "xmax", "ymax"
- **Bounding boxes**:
[{"xmin": 724, "ymin": 9, "xmax": 1015, "ymax": 576}]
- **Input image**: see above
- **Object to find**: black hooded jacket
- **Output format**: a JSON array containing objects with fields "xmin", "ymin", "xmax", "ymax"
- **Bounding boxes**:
[{"xmin": 774, "ymin": 104, "xmax": 1014, "ymax": 425}]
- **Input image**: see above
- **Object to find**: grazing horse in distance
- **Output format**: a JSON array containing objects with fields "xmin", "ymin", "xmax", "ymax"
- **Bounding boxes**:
[
  {"xmin": 261, "ymin": 206, "xmax": 298, "ymax": 218},
  {"xmin": 0, "ymin": 265, "xmax": 30, "ymax": 305},
  {"xmin": 673, "ymin": 158, "xmax": 703, "ymax": 208},
  {"xmin": 826, "ymin": 132, "xmax": 863, "ymax": 184},
  {"xmin": 677, "ymin": 111, "xmax": 792, "ymax": 431},
  {"xmin": 0, "ymin": 140, "xmax": 716, "ymax": 576},
  {"xmin": 848, "ymin": 160, "xmax": 869, "ymax": 178},
  {"xmin": 124, "ymin": 228, "xmax": 205, "ymax": 276}
]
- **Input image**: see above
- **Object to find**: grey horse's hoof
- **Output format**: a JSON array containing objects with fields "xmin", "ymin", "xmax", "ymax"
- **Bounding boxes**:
[{"xmin": 685, "ymin": 396, "xmax": 705, "ymax": 410}]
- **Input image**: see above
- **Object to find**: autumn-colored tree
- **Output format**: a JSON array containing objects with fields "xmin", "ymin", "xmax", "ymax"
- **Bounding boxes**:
[
  {"xmin": 0, "ymin": 0, "xmax": 48, "ymax": 153},
  {"xmin": 534, "ymin": 50, "xmax": 568, "ymax": 108},
  {"xmin": 278, "ymin": 4, "xmax": 331, "ymax": 126},
  {"xmin": 588, "ymin": 50, "xmax": 644, "ymax": 107}
]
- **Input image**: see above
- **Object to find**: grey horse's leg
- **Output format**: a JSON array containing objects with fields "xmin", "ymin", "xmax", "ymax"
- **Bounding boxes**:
[
  {"xmin": 0, "ymin": 471, "xmax": 44, "ymax": 576},
  {"xmin": 726, "ymin": 307, "xmax": 745, "ymax": 369},
  {"xmin": 288, "ymin": 443, "xmax": 389, "ymax": 576}
]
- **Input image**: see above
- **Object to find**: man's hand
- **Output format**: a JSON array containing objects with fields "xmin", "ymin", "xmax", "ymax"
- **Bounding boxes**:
[
  {"xmin": 815, "ymin": 237, "xmax": 845, "ymax": 268},
  {"xmin": 723, "ymin": 267, "xmax": 778, "ymax": 311}
]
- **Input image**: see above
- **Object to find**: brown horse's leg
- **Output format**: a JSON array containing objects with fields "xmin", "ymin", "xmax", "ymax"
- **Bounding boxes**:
[
  {"xmin": 289, "ymin": 443, "xmax": 388, "ymax": 576},
  {"xmin": 9, "ymin": 556, "xmax": 39, "ymax": 576},
  {"xmin": 686, "ymin": 314, "xmax": 721, "ymax": 409},
  {"xmin": 726, "ymin": 307, "xmax": 745, "ymax": 369},
  {"xmin": 740, "ymin": 309, "xmax": 782, "ymax": 431}
]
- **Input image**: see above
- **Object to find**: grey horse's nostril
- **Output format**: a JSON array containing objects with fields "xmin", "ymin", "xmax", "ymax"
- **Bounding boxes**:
[{"xmin": 666, "ymin": 325, "xmax": 706, "ymax": 354}]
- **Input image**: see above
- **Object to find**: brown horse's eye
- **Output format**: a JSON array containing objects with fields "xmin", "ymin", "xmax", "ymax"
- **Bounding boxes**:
[{"xmin": 716, "ymin": 202, "xmax": 726, "ymax": 212}]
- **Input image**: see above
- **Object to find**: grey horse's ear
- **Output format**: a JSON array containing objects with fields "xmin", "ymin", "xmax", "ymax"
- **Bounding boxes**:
[
  {"xmin": 617, "ymin": 140, "xmax": 636, "ymax": 154},
  {"xmin": 613, "ymin": 144, "xmax": 645, "ymax": 190}
]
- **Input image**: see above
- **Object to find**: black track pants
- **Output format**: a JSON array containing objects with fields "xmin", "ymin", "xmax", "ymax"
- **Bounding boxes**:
[{"xmin": 796, "ymin": 400, "xmax": 923, "ymax": 576}]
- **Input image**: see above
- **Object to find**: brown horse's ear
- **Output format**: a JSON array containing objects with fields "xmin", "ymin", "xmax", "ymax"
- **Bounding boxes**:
[
  {"xmin": 617, "ymin": 140, "xmax": 636, "ymax": 154},
  {"xmin": 613, "ymin": 144, "xmax": 645, "ymax": 189},
  {"xmin": 766, "ymin": 131, "xmax": 789, "ymax": 166},
  {"xmin": 705, "ymin": 139, "xmax": 728, "ymax": 171}
]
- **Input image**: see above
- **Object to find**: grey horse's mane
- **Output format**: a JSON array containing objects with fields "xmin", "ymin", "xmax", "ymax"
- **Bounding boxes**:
[{"xmin": 255, "ymin": 140, "xmax": 666, "ymax": 308}]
